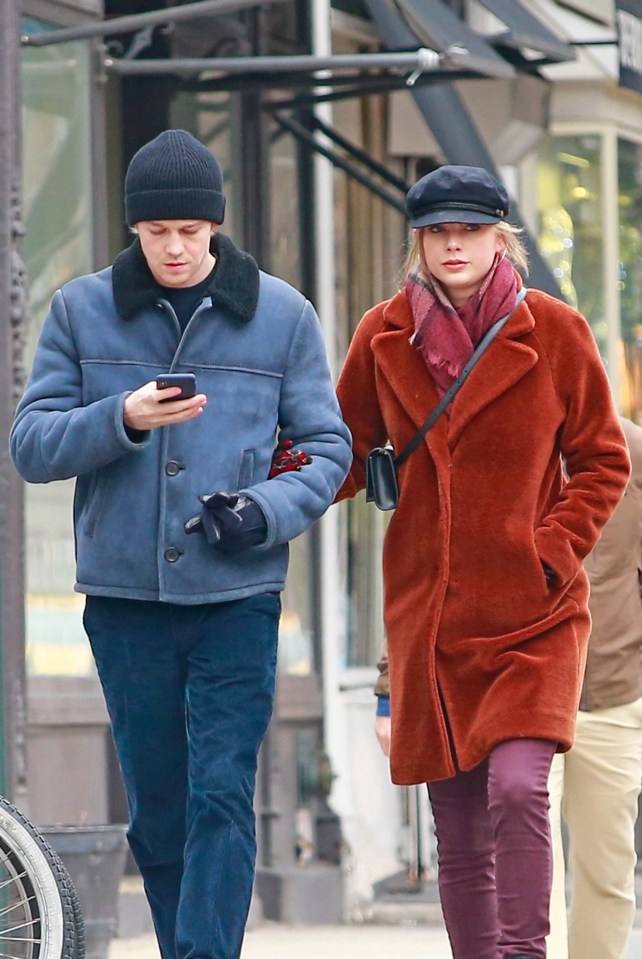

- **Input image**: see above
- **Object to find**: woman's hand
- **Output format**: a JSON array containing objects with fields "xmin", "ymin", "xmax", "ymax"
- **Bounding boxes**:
[
  {"xmin": 374, "ymin": 715, "xmax": 391, "ymax": 757},
  {"xmin": 124, "ymin": 381, "xmax": 207, "ymax": 431}
]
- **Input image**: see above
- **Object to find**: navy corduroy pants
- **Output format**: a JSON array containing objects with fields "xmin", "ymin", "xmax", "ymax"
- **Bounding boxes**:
[{"xmin": 83, "ymin": 593, "xmax": 280, "ymax": 959}]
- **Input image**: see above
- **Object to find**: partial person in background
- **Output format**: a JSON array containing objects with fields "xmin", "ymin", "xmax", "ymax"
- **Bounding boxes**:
[
  {"xmin": 337, "ymin": 163, "xmax": 630, "ymax": 959},
  {"xmin": 547, "ymin": 415, "xmax": 642, "ymax": 959}
]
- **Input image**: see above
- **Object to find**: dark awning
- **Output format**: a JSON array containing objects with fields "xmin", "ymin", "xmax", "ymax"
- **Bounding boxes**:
[
  {"xmin": 454, "ymin": 0, "xmax": 574, "ymax": 64},
  {"xmin": 364, "ymin": 0, "xmax": 514, "ymax": 80}
]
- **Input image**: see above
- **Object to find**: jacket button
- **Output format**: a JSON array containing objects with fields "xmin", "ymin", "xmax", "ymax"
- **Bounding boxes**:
[
  {"xmin": 165, "ymin": 461, "xmax": 181, "ymax": 476},
  {"xmin": 164, "ymin": 547, "xmax": 182, "ymax": 563}
]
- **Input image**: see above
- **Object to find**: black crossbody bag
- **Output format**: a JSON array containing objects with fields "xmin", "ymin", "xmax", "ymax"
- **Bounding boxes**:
[{"xmin": 365, "ymin": 288, "xmax": 527, "ymax": 510}]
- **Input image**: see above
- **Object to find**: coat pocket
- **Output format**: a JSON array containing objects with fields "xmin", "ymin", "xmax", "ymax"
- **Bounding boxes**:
[
  {"xmin": 497, "ymin": 594, "xmax": 580, "ymax": 648},
  {"xmin": 237, "ymin": 449, "xmax": 256, "ymax": 490},
  {"xmin": 83, "ymin": 472, "xmax": 106, "ymax": 539},
  {"xmin": 529, "ymin": 531, "xmax": 557, "ymax": 593}
]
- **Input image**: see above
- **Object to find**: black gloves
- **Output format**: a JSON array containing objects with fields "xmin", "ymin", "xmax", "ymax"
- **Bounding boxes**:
[
  {"xmin": 185, "ymin": 492, "xmax": 267, "ymax": 554},
  {"xmin": 183, "ymin": 442, "xmax": 311, "ymax": 555}
]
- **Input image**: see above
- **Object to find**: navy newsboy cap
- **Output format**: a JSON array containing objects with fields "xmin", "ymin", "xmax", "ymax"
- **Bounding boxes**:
[{"xmin": 406, "ymin": 165, "xmax": 509, "ymax": 228}]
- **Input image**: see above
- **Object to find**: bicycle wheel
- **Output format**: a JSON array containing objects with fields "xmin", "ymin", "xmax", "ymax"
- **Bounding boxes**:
[
  {"xmin": 38, "ymin": 844, "xmax": 83, "ymax": 959},
  {"xmin": 0, "ymin": 797, "xmax": 79, "ymax": 959}
]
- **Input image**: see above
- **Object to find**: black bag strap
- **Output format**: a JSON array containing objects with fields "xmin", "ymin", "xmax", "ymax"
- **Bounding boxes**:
[{"xmin": 394, "ymin": 286, "xmax": 528, "ymax": 468}]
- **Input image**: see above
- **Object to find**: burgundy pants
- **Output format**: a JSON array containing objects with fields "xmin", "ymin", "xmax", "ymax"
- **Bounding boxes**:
[{"xmin": 428, "ymin": 738, "xmax": 557, "ymax": 959}]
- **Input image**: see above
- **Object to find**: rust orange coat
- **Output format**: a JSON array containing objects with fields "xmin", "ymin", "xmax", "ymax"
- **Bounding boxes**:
[{"xmin": 336, "ymin": 287, "xmax": 630, "ymax": 786}]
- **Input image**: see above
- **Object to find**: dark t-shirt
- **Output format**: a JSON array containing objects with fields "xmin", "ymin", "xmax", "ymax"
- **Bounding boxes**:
[{"xmin": 161, "ymin": 265, "xmax": 216, "ymax": 333}]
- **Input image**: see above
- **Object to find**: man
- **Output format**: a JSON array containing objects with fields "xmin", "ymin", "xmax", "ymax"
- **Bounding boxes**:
[
  {"xmin": 10, "ymin": 129, "xmax": 351, "ymax": 959},
  {"xmin": 547, "ymin": 415, "xmax": 642, "ymax": 959}
]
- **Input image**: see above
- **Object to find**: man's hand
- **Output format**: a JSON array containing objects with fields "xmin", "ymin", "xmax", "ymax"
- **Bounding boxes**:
[
  {"xmin": 185, "ymin": 492, "xmax": 267, "ymax": 554},
  {"xmin": 375, "ymin": 715, "xmax": 391, "ymax": 757},
  {"xmin": 123, "ymin": 380, "xmax": 207, "ymax": 432}
]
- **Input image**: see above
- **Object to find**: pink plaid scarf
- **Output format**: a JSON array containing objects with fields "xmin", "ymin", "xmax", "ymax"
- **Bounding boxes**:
[{"xmin": 406, "ymin": 253, "xmax": 518, "ymax": 402}]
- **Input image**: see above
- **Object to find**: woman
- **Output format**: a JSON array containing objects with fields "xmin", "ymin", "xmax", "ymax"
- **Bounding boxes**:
[{"xmin": 335, "ymin": 165, "xmax": 630, "ymax": 959}]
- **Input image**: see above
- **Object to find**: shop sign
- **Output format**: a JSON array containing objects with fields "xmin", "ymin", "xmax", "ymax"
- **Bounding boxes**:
[{"xmin": 616, "ymin": 0, "xmax": 642, "ymax": 93}]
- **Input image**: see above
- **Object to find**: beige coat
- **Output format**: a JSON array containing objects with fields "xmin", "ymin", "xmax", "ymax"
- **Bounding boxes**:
[{"xmin": 580, "ymin": 416, "xmax": 642, "ymax": 710}]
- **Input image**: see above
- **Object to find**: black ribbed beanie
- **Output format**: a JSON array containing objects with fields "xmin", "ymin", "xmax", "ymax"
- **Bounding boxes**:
[{"xmin": 125, "ymin": 129, "xmax": 226, "ymax": 226}]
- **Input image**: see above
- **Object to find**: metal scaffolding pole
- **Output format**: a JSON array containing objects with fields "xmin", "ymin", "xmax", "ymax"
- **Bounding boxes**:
[
  {"xmin": 105, "ymin": 48, "xmax": 442, "ymax": 76},
  {"xmin": 273, "ymin": 113, "xmax": 406, "ymax": 213},
  {"xmin": 0, "ymin": 0, "xmax": 28, "ymax": 806}
]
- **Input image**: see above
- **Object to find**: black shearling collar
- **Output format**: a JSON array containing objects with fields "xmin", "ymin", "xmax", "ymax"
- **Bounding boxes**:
[{"xmin": 112, "ymin": 232, "xmax": 260, "ymax": 323}]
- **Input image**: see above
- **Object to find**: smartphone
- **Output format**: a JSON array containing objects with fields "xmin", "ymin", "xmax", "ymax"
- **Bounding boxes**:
[{"xmin": 156, "ymin": 372, "xmax": 197, "ymax": 402}]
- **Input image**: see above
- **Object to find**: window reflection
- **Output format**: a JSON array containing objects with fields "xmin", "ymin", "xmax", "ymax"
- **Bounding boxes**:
[
  {"xmin": 617, "ymin": 138, "xmax": 642, "ymax": 421},
  {"xmin": 22, "ymin": 23, "xmax": 93, "ymax": 358},
  {"xmin": 536, "ymin": 135, "xmax": 606, "ymax": 355},
  {"xmin": 345, "ymin": 497, "xmax": 386, "ymax": 668},
  {"xmin": 21, "ymin": 19, "xmax": 94, "ymax": 676},
  {"xmin": 333, "ymin": 103, "xmax": 403, "ymax": 670},
  {"xmin": 535, "ymin": 133, "xmax": 642, "ymax": 420},
  {"xmin": 267, "ymin": 113, "xmax": 315, "ymax": 676},
  {"xmin": 172, "ymin": 91, "xmax": 240, "ymax": 243}
]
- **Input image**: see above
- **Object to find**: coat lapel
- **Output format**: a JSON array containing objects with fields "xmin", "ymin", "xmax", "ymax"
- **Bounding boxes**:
[
  {"xmin": 447, "ymin": 300, "xmax": 538, "ymax": 448},
  {"xmin": 371, "ymin": 295, "xmax": 450, "ymax": 460},
  {"xmin": 372, "ymin": 328, "xmax": 437, "ymax": 432}
]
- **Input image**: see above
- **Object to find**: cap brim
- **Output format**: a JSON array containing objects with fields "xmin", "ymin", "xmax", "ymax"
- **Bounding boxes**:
[{"xmin": 410, "ymin": 208, "xmax": 501, "ymax": 228}]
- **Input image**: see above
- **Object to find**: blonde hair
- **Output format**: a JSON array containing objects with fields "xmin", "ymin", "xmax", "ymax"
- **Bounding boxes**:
[{"xmin": 400, "ymin": 221, "xmax": 529, "ymax": 288}]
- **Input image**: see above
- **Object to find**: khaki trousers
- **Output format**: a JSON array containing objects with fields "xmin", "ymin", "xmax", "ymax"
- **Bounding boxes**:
[{"xmin": 547, "ymin": 698, "xmax": 642, "ymax": 959}]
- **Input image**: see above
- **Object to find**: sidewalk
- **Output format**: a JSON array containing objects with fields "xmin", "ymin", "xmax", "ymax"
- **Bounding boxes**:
[
  {"xmin": 109, "ymin": 922, "xmax": 454, "ymax": 959},
  {"xmin": 109, "ymin": 873, "xmax": 642, "ymax": 959},
  {"xmin": 108, "ymin": 920, "xmax": 642, "ymax": 959},
  {"xmin": 112, "ymin": 877, "xmax": 453, "ymax": 957}
]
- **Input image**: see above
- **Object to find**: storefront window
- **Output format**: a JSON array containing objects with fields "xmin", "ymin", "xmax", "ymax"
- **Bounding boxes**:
[
  {"xmin": 344, "ymin": 499, "xmax": 386, "ymax": 667},
  {"xmin": 269, "ymin": 123, "xmax": 303, "ymax": 288},
  {"xmin": 268, "ymin": 115, "xmax": 315, "ymax": 676},
  {"xmin": 617, "ymin": 138, "xmax": 642, "ymax": 421},
  {"xmin": 21, "ymin": 18, "xmax": 94, "ymax": 676},
  {"xmin": 535, "ymin": 135, "xmax": 606, "ymax": 355},
  {"xmin": 335, "ymin": 159, "xmax": 397, "ymax": 669},
  {"xmin": 172, "ymin": 91, "xmax": 241, "ymax": 243}
]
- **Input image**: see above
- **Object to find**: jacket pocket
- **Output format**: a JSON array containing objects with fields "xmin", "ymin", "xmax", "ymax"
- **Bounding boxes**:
[{"xmin": 237, "ymin": 449, "xmax": 256, "ymax": 490}]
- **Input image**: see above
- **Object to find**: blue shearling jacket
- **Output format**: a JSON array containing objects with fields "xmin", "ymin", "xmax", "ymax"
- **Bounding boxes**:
[{"xmin": 10, "ymin": 234, "xmax": 352, "ymax": 604}]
